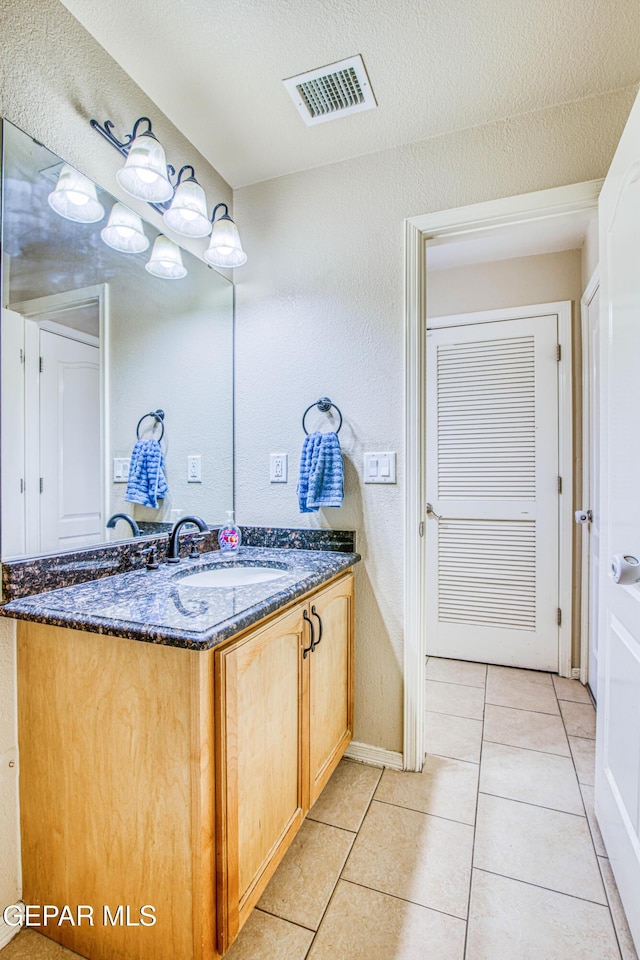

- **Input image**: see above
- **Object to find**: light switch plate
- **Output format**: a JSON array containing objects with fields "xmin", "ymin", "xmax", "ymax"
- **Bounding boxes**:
[
  {"xmin": 270, "ymin": 453, "xmax": 288, "ymax": 483},
  {"xmin": 112, "ymin": 458, "xmax": 130, "ymax": 482},
  {"xmin": 364, "ymin": 452, "xmax": 396, "ymax": 483}
]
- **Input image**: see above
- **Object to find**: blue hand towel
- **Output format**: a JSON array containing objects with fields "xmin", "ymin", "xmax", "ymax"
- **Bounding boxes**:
[
  {"xmin": 297, "ymin": 431, "xmax": 323, "ymax": 513},
  {"xmin": 297, "ymin": 431, "xmax": 344, "ymax": 513},
  {"xmin": 125, "ymin": 438, "xmax": 169, "ymax": 509}
]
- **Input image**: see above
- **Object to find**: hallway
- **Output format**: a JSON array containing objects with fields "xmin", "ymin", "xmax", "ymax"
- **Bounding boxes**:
[{"xmin": 2, "ymin": 661, "xmax": 637, "ymax": 960}]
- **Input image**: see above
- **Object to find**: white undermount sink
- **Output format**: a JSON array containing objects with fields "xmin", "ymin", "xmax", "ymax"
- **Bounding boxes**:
[{"xmin": 178, "ymin": 566, "xmax": 288, "ymax": 588}]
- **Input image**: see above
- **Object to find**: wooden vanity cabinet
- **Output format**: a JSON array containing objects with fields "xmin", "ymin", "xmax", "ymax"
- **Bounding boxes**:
[
  {"xmin": 214, "ymin": 573, "xmax": 353, "ymax": 954},
  {"xmin": 16, "ymin": 571, "xmax": 353, "ymax": 960}
]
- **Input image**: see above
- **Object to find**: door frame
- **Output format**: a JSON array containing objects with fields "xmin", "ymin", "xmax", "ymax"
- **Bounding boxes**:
[
  {"xmin": 8, "ymin": 284, "xmax": 110, "ymax": 556},
  {"xmin": 579, "ymin": 268, "xmax": 600, "ymax": 687},
  {"xmin": 403, "ymin": 180, "xmax": 601, "ymax": 771}
]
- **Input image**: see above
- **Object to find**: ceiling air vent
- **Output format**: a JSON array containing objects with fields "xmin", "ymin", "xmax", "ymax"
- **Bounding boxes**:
[{"xmin": 283, "ymin": 55, "xmax": 377, "ymax": 126}]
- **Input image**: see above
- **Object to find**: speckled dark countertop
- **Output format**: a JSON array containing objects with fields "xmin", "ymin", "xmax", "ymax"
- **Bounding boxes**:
[{"xmin": 1, "ymin": 547, "xmax": 360, "ymax": 650}]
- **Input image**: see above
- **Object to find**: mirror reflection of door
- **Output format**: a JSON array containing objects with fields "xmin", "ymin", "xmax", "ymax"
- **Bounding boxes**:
[{"xmin": 1, "ymin": 290, "xmax": 104, "ymax": 557}]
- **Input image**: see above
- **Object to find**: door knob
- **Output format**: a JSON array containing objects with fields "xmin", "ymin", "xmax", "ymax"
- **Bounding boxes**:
[
  {"xmin": 575, "ymin": 509, "xmax": 593, "ymax": 524},
  {"xmin": 611, "ymin": 554, "xmax": 640, "ymax": 584}
]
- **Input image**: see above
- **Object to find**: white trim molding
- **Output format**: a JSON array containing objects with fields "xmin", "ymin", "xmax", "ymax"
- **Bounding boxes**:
[
  {"xmin": 345, "ymin": 741, "xmax": 404, "ymax": 770},
  {"xmin": 403, "ymin": 180, "xmax": 602, "ymax": 771}
]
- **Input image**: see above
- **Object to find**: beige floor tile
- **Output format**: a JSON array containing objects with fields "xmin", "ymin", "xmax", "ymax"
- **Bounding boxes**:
[
  {"xmin": 479, "ymin": 740, "xmax": 583, "ymax": 814},
  {"xmin": 474, "ymin": 793, "xmax": 606, "ymax": 904},
  {"xmin": 570, "ymin": 735, "xmax": 596, "ymax": 785},
  {"xmin": 0, "ymin": 931, "xmax": 82, "ymax": 959},
  {"xmin": 598, "ymin": 857, "xmax": 640, "ymax": 960},
  {"xmin": 225, "ymin": 909, "xmax": 314, "ymax": 960},
  {"xmin": 307, "ymin": 758, "xmax": 382, "ymax": 832},
  {"xmin": 307, "ymin": 880, "xmax": 466, "ymax": 960},
  {"xmin": 376, "ymin": 754, "xmax": 479, "ymax": 824},
  {"xmin": 425, "ymin": 680, "xmax": 485, "ymax": 720},
  {"xmin": 553, "ymin": 675, "xmax": 593, "ymax": 703},
  {"xmin": 466, "ymin": 870, "xmax": 621, "ymax": 960},
  {"xmin": 581, "ymin": 784, "xmax": 607, "ymax": 857},
  {"xmin": 487, "ymin": 664, "xmax": 553, "ymax": 685},
  {"xmin": 258, "ymin": 819, "xmax": 353, "ymax": 930},
  {"xmin": 342, "ymin": 800, "xmax": 474, "ymax": 919},
  {"xmin": 425, "ymin": 711, "xmax": 482, "ymax": 763},
  {"xmin": 560, "ymin": 699, "xmax": 597, "ymax": 738},
  {"xmin": 426, "ymin": 657, "xmax": 486, "ymax": 688},
  {"xmin": 483, "ymin": 703, "xmax": 570, "ymax": 756},
  {"xmin": 485, "ymin": 671, "xmax": 560, "ymax": 715}
]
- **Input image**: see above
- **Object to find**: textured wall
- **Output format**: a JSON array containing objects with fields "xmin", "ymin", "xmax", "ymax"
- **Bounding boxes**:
[
  {"xmin": 233, "ymin": 87, "xmax": 638, "ymax": 752},
  {"xmin": 0, "ymin": 0, "xmax": 233, "ymax": 932},
  {"xmin": 0, "ymin": 0, "xmax": 232, "ymax": 259}
]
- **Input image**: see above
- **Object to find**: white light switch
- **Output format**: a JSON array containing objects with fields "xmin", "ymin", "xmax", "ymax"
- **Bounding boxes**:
[
  {"xmin": 112, "ymin": 458, "xmax": 130, "ymax": 482},
  {"xmin": 270, "ymin": 453, "xmax": 288, "ymax": 483},
  {"xmin": 364, "ymin": 452, "xmax": 396, "ymax": 484},
  {"xmin": 187, "ymin": 455, "xmax": 202, "ymax": 483}
]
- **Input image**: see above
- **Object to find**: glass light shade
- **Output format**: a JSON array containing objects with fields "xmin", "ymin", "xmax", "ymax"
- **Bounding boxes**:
[
  {"xmin": 47, "ymin": 163, "xmax": 105, "ymax": 223},
  {"xmin": 163, "ymin": 177, "xmax": 211, "ymax": 238},
  {"xmin": 116, "ymin": 133, "xmax": 173, "ymax": 203},
  {"xmin": 145, "ymin": 235, "xmax": 187, "ymax": 279},
  {"xmin": 203, "ymin": 215, "xmax": 247, "ymax": 268},
  {"xmin": 101, "ymin": 202, "xmax": 149, "ymax": 253}
]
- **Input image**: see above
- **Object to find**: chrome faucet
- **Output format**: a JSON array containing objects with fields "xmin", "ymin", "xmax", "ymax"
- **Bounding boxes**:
[
  {"xmin": 167, "ymin": 515, "xmax": 209, "ymax": 563},
  {"xmin": 106, "ymin": 512, "xmax": 141, "ymax": 537}
]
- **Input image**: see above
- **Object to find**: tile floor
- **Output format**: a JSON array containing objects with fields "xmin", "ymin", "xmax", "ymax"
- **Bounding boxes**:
[{"xmin": 3, "ymin": 659, "xmax": 638, "ymax": 960}]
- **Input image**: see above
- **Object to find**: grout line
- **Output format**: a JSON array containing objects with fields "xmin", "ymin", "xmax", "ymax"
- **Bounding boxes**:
[
  {"xmin": 254, "ymin": 906, "xmax": 317, "ymax": 934},
  {"xmin": 339, "ymin": 877, "xmax": 469, "ymax": 923},
  {"xmin": 425, "ymin": 749, "xmax": 481, "ymax": 765},
  {"xmin": 473, "ymin": 867, "xmax": 609, "ymax": 909},
  {"xmin": 483, "ymin": 700, "xmax": 561, "ymax": 718},
  {"xmin": 462, "ymin": 662, "xmax": 488, "ymax": 958},
  {"xmin": 481, "ymin": 735, "xmax": 571, "ymax": 760},
  {"xmin": 477, "ymin": 788, "xmax": 586, "ymax": 819},
  {"xmin": 425, "ymin": 676, "xmax": 487, "ymax": 690},
  {"xmin": 372, "ymin": 795, "xmax": 476, "ymax": 828}
]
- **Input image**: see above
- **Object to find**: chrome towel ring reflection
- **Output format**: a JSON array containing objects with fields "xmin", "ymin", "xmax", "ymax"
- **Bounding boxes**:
[
  {"xmin": 301, "ymin": 397, "xmax": 343, "ymax": 435},
  {"xmin": 136, "ymin": 409, "xmax": 165, "ymax": 441}
]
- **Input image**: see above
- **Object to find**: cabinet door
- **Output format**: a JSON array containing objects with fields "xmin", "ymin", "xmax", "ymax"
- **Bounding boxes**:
[
  {"xmin": 215, "ymin": 604, "xmax": 307, "ymax": 953},
  {"xmin": 308, "ymin": 574, "xmax": 354, "ymax": 806}
]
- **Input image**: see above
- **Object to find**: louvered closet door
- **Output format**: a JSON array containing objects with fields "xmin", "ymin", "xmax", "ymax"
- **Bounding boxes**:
[{"xmin": 425, "ymin": 314, "xmax": 560, "ymax": 671}]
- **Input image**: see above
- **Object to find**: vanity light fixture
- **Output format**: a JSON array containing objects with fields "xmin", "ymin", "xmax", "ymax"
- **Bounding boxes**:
[
  {"xmin": 101, "ymin": 202, "xmax": 149, "ymax": 253},
  {"xmin": 47, "ymin": 163, "xmax": 105, "ymax": 223},
  {"xmin": 114, "ymin": 118, "xmax": 173, "ymax": 203},
  {"xmin": 204, "ymin": 203, "xmax": 248, "ymax": 268},
  {"xmin": 145, "ymin": 235, "xmax": 187, "ymax": 279},
  {"xmin": 162, "ymin": 166, "xmax": 211, "ymax": 238},
  {"xmin": 91, "ymin": 116, "xmax": 248, "ymax": 266}
]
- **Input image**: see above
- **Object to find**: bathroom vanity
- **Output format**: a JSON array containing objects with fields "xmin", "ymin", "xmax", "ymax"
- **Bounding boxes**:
[{"xmin": 4, "ymin": 546, "xmax": 358, "ymax": 960}]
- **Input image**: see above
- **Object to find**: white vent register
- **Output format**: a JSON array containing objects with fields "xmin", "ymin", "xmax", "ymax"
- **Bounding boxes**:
[{"xmin": 283, "ymin": 55, "xmax": 377, "ymax": 125}]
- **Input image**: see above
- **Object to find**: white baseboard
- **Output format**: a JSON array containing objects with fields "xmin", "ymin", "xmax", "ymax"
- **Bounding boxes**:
[
  {"xmin": 0, "ymin": 918, "xmax": 21, "ymax": 950},
  {"xmin": 344, "ymin": 741, "xmax": 404, "ymax": 770}
]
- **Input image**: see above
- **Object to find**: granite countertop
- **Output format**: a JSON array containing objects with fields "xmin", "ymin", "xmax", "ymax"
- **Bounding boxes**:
[{"xmin": 0, "ymin": 547, "xmax": 360, "ymax": 650}]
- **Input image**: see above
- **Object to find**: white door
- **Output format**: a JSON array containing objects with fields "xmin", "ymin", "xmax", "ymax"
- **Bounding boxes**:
[
  {"xmin": 582, "ymin": 282, "xmax": 602, "ymax": 698},
  {"xmin": 1, "ymin": 308, "xmax": 26, "ymax": 558},
  {"xmin": 426, "ymin": 310, "xmax": 561, "ymax": 671},
  {"xmin": 595, "ymin": 91, "xmax": 640, "ymax": 951},
  {"xmin": 39, "ymin": 329, "xmax": 102, "ymax": 553}
]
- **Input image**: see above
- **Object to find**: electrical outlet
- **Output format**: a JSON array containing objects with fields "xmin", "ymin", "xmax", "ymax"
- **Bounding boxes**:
[
  {"xmin": 270, "ymin": 453, "xmax": 288, "ymax": 483},
  {"xmin": 187, "ymin": 455, "xmax": 202, "ymax": 483}
]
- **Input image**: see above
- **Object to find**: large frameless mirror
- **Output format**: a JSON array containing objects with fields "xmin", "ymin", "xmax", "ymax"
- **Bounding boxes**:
[{"xmin": 0, "ymin": 118, "xmax": 234, "ymax": 560}]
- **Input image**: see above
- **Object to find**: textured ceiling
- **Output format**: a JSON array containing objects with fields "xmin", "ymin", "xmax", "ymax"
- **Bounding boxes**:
[{"xmin": 59, "ymin": 0, "xmax": 640, "ymax": 188}]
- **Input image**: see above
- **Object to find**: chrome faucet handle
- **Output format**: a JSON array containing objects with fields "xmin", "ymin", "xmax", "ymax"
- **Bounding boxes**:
[
  {"xmin": 137, "ymin": 544, "xmax": 159, "ymax": 570},
  {"xmin": 188, "ymin": 536, "xmax": 206, "ymax": 559}
]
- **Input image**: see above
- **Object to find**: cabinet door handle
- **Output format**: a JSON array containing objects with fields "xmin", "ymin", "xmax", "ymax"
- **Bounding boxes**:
[
  {"xmin": 311, "ymin": 606, "xmax": 323, "ymax": 650},
  {"xmin": 302, "ymin": 609, "xmax": 315, "ymax": 659}
]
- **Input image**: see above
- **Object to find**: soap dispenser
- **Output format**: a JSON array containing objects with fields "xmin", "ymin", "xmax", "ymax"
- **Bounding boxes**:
[{"xmin": 218, "ymin": 510, "xmax": 241, "ymax": 555}]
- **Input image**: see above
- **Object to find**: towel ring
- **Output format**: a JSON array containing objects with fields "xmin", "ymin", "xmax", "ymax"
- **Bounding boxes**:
[
  {"xmin": 302, "ymin": 397, "xmax": 343, "ymax": 435},
  {"xmin": 136, "ymin": 409, "xmax": 165, "ymax": 441}
]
